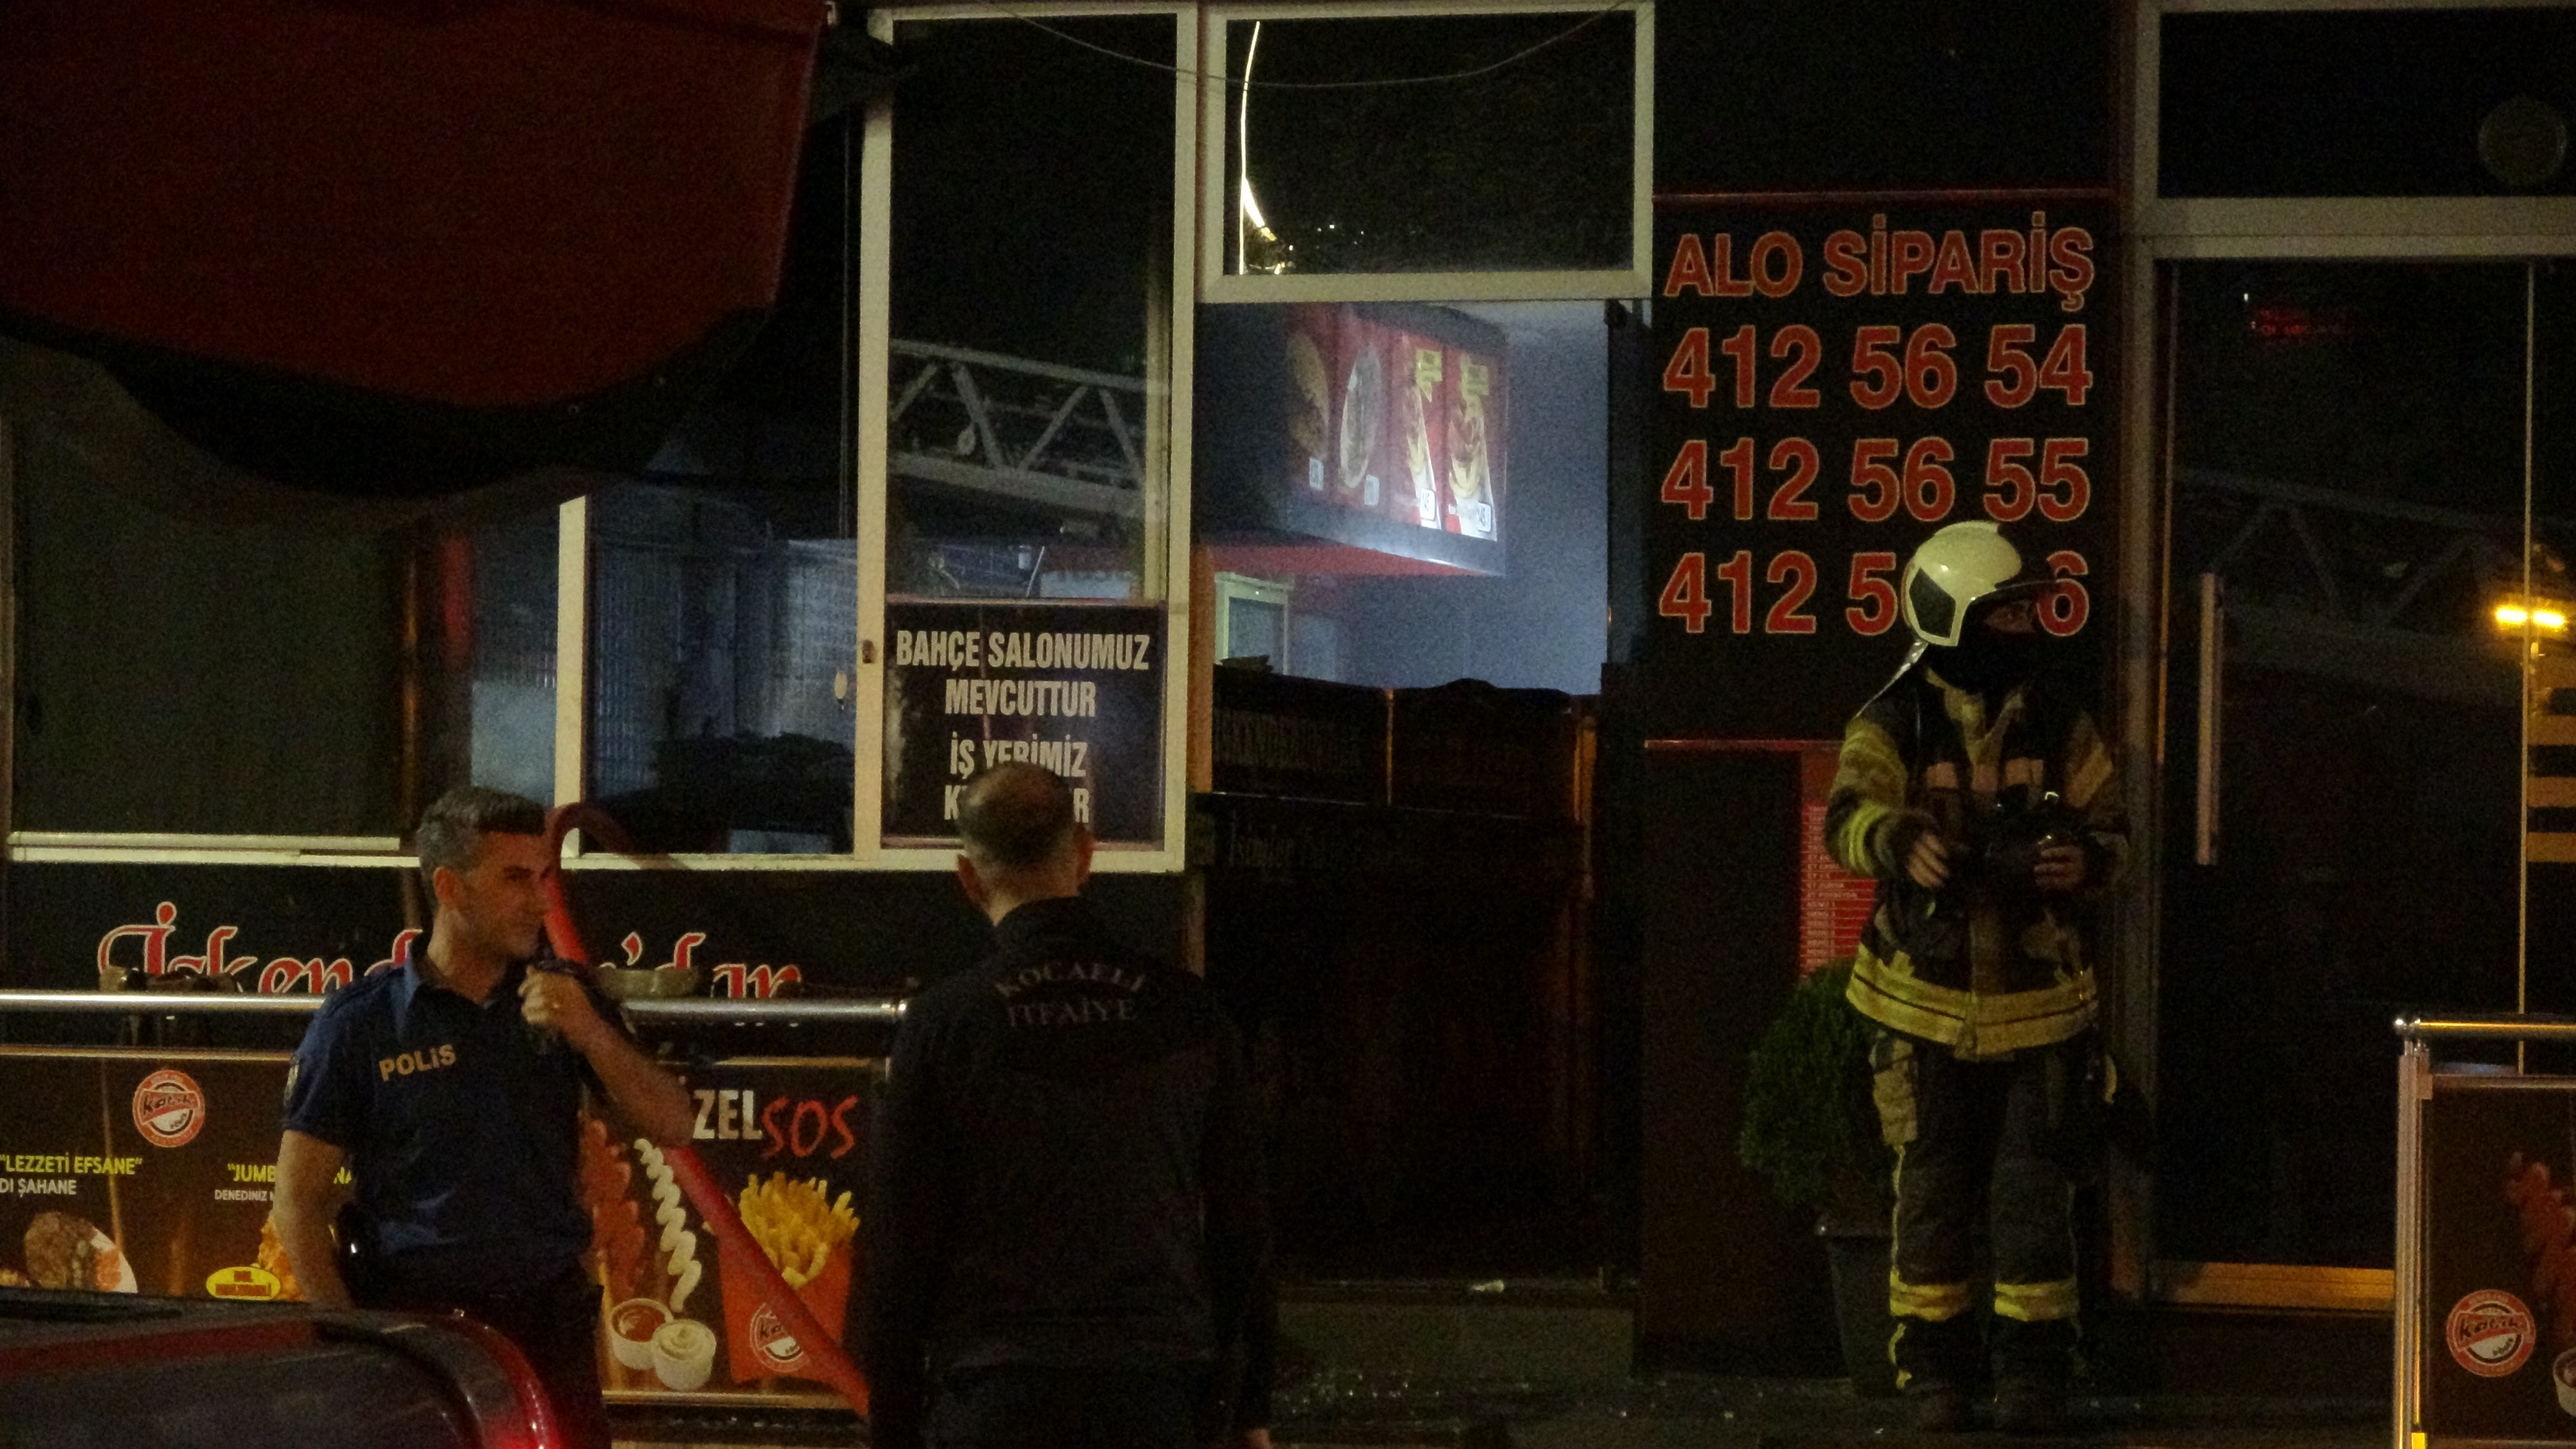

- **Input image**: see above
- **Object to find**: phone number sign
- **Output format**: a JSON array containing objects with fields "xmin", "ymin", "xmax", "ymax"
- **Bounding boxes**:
[{"xmin": 1642, "ymin": 199, "xmax": 2113, "ymax": 739}]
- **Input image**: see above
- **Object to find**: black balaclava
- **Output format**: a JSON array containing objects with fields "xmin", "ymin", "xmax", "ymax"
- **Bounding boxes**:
[{"xmin": 1925, "ymin": 604, "xmax": 2044, "ymax": 696}]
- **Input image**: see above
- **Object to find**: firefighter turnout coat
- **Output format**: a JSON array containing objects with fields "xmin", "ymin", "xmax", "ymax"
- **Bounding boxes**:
[{"xmin": 1824, "ymin": 665, "xmax": 2125, "ymax": 1060}]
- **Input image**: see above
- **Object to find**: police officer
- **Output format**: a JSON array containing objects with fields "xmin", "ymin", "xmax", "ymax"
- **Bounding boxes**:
[
  {"xmin": 1824, "ymin": 522, "xmax": 2126, "ymax": 1434},
  {"xmin": 270, "ymin": 786, "xmax": 694, "ymax": 1449},
  {"xmin": 862, "ymin": 763, "xmax": 1277, "ymax": 1449}
]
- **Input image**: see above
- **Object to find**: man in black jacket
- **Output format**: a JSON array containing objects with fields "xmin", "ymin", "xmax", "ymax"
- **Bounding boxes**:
[{"xmin": 862, "ymin": 762, "xmax": 1276, "ymax": 1449}]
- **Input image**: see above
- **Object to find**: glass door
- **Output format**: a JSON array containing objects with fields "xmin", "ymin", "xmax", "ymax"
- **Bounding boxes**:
[{"xmin": 2157, "ymin": 262, "xmax": 2549, "ymax": 1269}]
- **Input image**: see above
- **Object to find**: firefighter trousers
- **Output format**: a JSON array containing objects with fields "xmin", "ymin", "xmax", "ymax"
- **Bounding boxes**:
[{"xmin": 1870, "ymin": 1030, "xmax": 2082, "ymax": 1392}]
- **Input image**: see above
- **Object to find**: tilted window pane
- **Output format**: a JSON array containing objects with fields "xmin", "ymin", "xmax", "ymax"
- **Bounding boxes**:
[
  {"xmin": 2159, "ymin": 11, "xmax": 2576, "ymax": 199},
  {"xmin": 415, "ymin": 508, "xmax": 559, "ymax": 811},
  {"xmin": 1222, "ymin": 11, "xmax": 1635, "ymax": 278}
]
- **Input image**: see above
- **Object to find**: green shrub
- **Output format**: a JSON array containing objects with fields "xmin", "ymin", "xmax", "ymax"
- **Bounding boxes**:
[{"xmin": 1737, "ymin": 960, "xmax": 1892, "ymax": 1216}]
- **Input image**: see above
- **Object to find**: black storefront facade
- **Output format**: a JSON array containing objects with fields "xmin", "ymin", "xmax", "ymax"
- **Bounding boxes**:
[
  {"xmin": 1619, "ymin": 0, "xmax": 2576, "ymax": 1385},
  {"xmin": 1, "ymin": 0, "xmax": 2573, "ymax": 1397}
]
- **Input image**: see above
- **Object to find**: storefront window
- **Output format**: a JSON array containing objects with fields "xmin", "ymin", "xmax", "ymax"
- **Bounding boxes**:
[
  {"xmin": 1195, "ymin": 299, "xmax": 1607, "ymax": 695},
  {"xmin": 885, "ymin": 15, "xmax": 1176, "ymax": 604},
  {"xmin": 587, "ymin": 477, "xmax": 856, "ymax": 855},
  {"xmin": 2157, "ymin": 261, "xmax": 2551, "ymax": 1267},
  {"xmin": 869, "ymin": 13, "xmax": 1183, "ymax": 861},
  {"xmin": 1216, "ymin": 9, "xmax": 1638, "ymax": 279}
]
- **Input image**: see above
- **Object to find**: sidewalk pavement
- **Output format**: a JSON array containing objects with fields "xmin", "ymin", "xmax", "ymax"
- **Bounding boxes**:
[
  {"xmin": 1271, "ymin": 1372, "xmax": 2385, "ymax": 1449},
  {"xmin": 613, "ymin": 1369, "xmax": 2388, "ymax": 1448}
]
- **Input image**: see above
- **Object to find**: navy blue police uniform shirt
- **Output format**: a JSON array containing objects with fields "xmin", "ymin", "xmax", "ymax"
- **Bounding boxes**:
[{"xmin": 282, "ymin": 953, "xmax": 612, "ymax": 1290}]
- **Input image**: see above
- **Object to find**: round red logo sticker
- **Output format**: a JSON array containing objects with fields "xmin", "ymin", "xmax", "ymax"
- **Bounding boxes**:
[
  {"xmin": 2449, "ymin": 1290, "xmax": 2538, "ymax": 1377},
  {"xmin": 132, "ymin": 1068, "xmax": 205, "ymax": 1149},
  {"xmin": 749, "ymin": 1302, "xmax": 805, "ymax": 1372}
]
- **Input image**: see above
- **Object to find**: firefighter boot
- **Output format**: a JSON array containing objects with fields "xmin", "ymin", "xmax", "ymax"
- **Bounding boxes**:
[
  {"xmin": 1991, "ymin": 1315, "xmax": 2074, "ymax": 1434},
  {"xmin": 1895, "ymin": 1313, "xmax": 1980, "ymax": 1432}
]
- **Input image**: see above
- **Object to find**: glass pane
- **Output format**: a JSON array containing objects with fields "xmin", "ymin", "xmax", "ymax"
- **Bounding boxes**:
[
  {"xmin": 2159, "ymin": 11, "xmax": 2576, "ymax": 199},
  {"xmin": 416, "ymin": 509, "xmax": 559, "ymax": 809},
  {"xmin": 1222, "ymin": 11, "xmax": 1634, "ymax": 277},
  {"xmin": 888, "ymin": 17, "xmax": 1174, "ymax": 602},
  {"xmin": 1227, "ymin": 594, "xmax": 1285, "ymax": 667},
  {"xmin": 587, "ymin": 480, "xmax": 856, "ymax": 854},
  {"xmin": 582, "ymin": 109, "xmax": 859, "ymax": 857},
  {"xmin": 468, "ymin": 515, "xmax": 559, "ymax": 800},
  {"xmin": 2528, "ymin": 264, "xmax": 2576, "ymax": 1058},
  {"xmin": 2158, "ymin": 262, "xmax": 2532, "ymax": 1267},
  {"xmin": 13, "ymin": 421, "xmax": 402, "ymax": 836}
]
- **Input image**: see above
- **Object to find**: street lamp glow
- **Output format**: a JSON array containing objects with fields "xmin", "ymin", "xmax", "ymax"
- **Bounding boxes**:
[{"xmin": 2491, "ymin": 602, "xmax": 2571, "ymax": 633}]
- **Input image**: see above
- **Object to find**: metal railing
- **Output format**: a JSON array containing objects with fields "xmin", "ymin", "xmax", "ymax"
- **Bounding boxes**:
[{"xmin": 2392, "ymin": 1012, "xmax": 2576, "ymax": 1044}]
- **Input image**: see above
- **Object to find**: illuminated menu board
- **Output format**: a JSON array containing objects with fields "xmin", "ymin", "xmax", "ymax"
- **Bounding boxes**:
[{"xmin": 1199, "ymin": 301, "xmax": 1509, "ymax": 576}]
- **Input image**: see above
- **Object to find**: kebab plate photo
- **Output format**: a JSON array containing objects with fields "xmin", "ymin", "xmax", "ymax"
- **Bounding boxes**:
[{"xmin": 19, "ymin": 1210, "xmax": 134, "ymax": 1293}]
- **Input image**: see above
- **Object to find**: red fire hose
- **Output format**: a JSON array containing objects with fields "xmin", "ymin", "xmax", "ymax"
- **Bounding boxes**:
[{"xmin": 540, "ymin": 804, "xmax": 871, "ymax": 1417}]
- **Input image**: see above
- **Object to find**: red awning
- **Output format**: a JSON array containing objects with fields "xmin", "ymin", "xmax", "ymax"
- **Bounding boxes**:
[{"xmin": 0, "ymin": 0, "xmax": 826, "ymax": 409}]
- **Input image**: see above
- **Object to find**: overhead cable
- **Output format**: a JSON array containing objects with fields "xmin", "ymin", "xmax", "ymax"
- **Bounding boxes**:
[{"xmin": 961, "ymin": 1, "xmax": 1638, "ymax": 91}]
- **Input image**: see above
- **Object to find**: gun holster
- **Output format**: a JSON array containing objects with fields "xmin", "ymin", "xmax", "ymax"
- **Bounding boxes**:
[{"xmin": 335, "ymin": 1201, "xmax": 387, "ymax": 1305}]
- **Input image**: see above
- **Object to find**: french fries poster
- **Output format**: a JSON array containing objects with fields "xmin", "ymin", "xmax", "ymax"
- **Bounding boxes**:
[{"xmin": 582, "ymin": 1062, "xmax": 875, "ymax": 1401}]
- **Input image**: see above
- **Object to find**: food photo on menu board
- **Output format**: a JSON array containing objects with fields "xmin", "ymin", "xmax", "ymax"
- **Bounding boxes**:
[
  {"xmin": 580, "ymin": 1065, "xmax": 871, "ymax": 1401},
  {"xmin": 0, "ymin": 1050, "xmax": 871, "ymax": 1405},
  {"xmin": 0, "ymin": 1054, "xmax": 319, "ymax": 1303},
  {"xmin": 1285, "ymin": 302, "xmax": 1503, "ymax": 542},
  {"xmin": 1197, "ymin": 301, "xmax": 1508, "ymax": 577},
  {"xmin": 2418, "ymin": 1085, "xmax": 2576, "ymax": 1437},
  {"xmin": 586, "ymin": 1128, "xmax": 858, "ymax": 1396}
]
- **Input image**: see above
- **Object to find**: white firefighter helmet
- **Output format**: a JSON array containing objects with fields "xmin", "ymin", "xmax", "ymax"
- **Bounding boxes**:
[{"xmin": 1900, "ymin": 521, "xmax": 2044, "ymax": 647}]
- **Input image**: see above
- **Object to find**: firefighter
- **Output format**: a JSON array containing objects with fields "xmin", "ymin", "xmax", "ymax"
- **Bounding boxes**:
[{"xmin": 1823, "ymin": 521, "xmax": 2125, "ymax": 1434}]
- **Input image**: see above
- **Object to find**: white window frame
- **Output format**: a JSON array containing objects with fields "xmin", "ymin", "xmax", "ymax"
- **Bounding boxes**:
[
  {"xmin": 1212, "ymin": 572, "xmax": 1294, "ymax": 667},
  {"xmin": 1197, "ymin": 0, "xmax": 1655, "ymax": 305},
  {"xmin": 2116, "ymin": 0, "xmax": 2576, "ymax": 1310},
  {"xmin": 855, "ymin": 2, "xmax": 1199, "ymax": 873}
]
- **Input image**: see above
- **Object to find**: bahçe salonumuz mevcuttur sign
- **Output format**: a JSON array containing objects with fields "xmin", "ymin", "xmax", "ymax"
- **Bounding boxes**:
[
  {"xmin": 881, "ymin": 600, "xmax": 1165, "ymax": 847},
  {"xmin": 1644, "ymin": 201, "xmax": 2111, "ymax": 739}
]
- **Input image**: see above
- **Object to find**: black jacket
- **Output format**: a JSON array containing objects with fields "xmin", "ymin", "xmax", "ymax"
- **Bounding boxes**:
[{"xmin": 861, "ymin": 896, "xmax": 1275, "ymax": 1449}]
